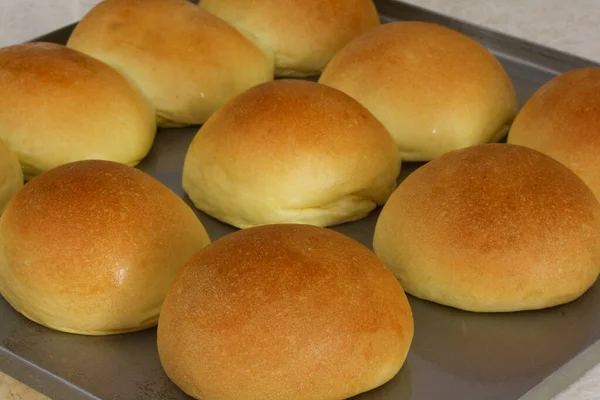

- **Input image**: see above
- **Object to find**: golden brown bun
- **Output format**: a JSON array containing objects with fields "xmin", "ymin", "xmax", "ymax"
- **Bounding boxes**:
[
  {"xmin": 508, "ymin": 68, "xmax": 600, "ymax": 199},
  {"xmin": 0, "ymin": 160, "xmax": 211, "ymax": 335},
  {"xmin": 0, "ymin": 138, "xmax": 23, "ymax": 213},
  {"xmin": 182, "ymin": 79, "xmax": 400, "ymax": 229},
  {"xmin": 319, "ymin": 21, "xmax": 518, "ymax": 161},
  {"xmin": 200, "ymin": 0, "xmax": 380, "ymax": 77},
  {"xmin": 158, "ymin": 224, "xmax": 413, "ymax": 400},
  {"xmin": 68, "ymin": 0, "xmax": 274, "ymax": 127},
  {"xmin": 373, "ymin": 143, "xmax": 600, "ymax": 312},
  {"xmin": 0, "ymin": 43, "xmax": 156, "ymax": 180}
]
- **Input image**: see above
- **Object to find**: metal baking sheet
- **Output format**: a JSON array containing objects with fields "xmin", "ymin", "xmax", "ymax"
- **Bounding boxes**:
[{"xmin": 2, "ymin": 1, "xmax": 600, "ymax": 399}]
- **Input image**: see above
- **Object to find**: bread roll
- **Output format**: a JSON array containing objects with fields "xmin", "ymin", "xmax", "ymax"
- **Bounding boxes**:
[
  {"xmin": 0, "ymin": 138, "xmax": 23, "ymax": 213},
  {"xmin": 0, "ymin": 42, "xmax": 156, "ymax": 180},
  {"xmin": 319, "ymin": 21, "xmax": 518, "ymax": 161},
  {"xmin": 158, "ymin": 224, "xmax": 413, "ymax": 400},
  {"xmin": 67, "ymin": 0, "xmax": 274, "ymax": 127},
  {"xmin": 200, "ymin": 0, "xmax": 380, "ymax": 77},
  {"xmin": 508, "ymin": 68, "xmax": 600, "ymax": 199},
  {"xmin": 373, "ymin": 143, "xmax": 600, "ymax": 312},
  {"xmin": 0, "ymin": 160, "xmax": 210, "ymax": 335},
  {"xmin": 182, "ymin": 79, "xmax": 400, "ymax": 229}
]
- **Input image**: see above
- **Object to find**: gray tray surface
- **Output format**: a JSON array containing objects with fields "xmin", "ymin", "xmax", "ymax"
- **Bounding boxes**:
[{"xmin": 2, "ymin": 1, "xmax": 600, "ymax": 399}]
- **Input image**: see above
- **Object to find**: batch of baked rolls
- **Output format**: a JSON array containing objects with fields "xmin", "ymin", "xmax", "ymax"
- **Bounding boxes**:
[{"xmin": 0, "ymin": 0, "xmax": 599, "ymax": 399}]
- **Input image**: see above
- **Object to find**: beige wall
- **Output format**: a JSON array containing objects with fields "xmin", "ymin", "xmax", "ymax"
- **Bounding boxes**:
[{"xmin": 0, "ymin": 0, "xmax": 101, "ymax": 46}]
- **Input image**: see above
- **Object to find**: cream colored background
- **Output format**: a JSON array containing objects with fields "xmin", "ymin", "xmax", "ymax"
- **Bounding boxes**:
[
  {"xmin": 2, "ymin": 0, "xmax": 600, "ymax": 62},
  {"xmin": 1, "ymin": 0, "xmax": 600, "ymax": 399},
  {"xmin": 0, "ymin": 0, "xmax": 101, "ymax": 46}
]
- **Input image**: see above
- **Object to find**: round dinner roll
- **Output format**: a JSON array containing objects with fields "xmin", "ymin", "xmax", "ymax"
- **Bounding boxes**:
[
  {"xmin": 200, "ymin": 0, "xmax": 380, "ymax": 77},
  {"xmin": 0, "ymin": 160, "xmax": 211, "ymax": 335},
  {"xmin": 0, "ymin": 139, "xmax": 23, "ymax": 214},
  {"xmin": 508, "ymin": 68, "xmax": 600, "ymax": 199},
  {"xmin": 157, "ymin": 224, "xmax": 414, "ymax": 400},
  {"xmin": 182, "ymin": 79, "xmax": 401, "ymax": 229},
  {"xmin": 373, "ymin": 143, "xmax": 600, "ymax": 312},
  {"xmin": 67, "ymin": 0, "xmax": 274, "ymax": 127},
  {"xmin": 0, "ymin": 42, "xmax": 156, "ymax": 180},
  {"xmin": 319, "ymin": 21, "xmax": 518, "ymax": 162}
]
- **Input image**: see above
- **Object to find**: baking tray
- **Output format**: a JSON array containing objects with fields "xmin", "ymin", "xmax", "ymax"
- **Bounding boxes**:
[{"xmin": 2, "ymin": 1, "xmax": 600, "ymax": 399}]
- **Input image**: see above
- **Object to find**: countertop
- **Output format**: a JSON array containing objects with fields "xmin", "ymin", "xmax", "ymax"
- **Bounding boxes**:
[{"xmin": 1, "ymin": 0, "xmax": 600, "ymax": 399}]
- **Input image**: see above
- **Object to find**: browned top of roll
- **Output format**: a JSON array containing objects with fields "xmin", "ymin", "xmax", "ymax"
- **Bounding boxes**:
[
  {"xmin": 403, "ymin": 145, "xmax": 597, "ymax": 251},
  {"xmin": 4, "ymin": 161, "xmax": 189, "ymax": 251},
  {"xmin": 158, "ymin": 224, "xmax": 413, "ymax": 400}
]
